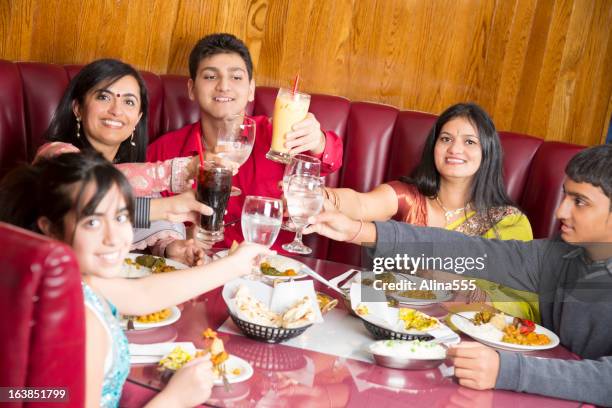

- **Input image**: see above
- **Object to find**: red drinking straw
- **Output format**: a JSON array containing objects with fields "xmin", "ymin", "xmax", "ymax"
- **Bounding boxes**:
[
  {"xmin": 291, "ymin": 73, "xmax": 300, "ymax": 95},
  {"xmin": 195, "ymin": 135, "xmax": 205, "ymax": 168}
]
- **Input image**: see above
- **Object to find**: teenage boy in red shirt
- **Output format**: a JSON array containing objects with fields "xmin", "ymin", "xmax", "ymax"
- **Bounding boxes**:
[{"xmin": 148, "ymin": 33, "xmax": 343, "ymax": 252}]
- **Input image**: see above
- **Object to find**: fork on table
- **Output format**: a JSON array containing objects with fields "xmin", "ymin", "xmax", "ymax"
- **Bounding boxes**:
[{"xmin": 219, "ymin": 364, "xmax": 231, "ymax": 392}]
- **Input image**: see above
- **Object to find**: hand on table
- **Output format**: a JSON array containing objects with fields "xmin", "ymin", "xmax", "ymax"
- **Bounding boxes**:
[
  {"xmin": 447, "ymin": 342, "xmax": 500, "ymax": 390},
  {"xmin": 165, "ymin": 239, "xmax": 206, "ymax": 266},
  {"xmin": 284, "ymin": 113, "xmax": 326, "ymax": 155}
]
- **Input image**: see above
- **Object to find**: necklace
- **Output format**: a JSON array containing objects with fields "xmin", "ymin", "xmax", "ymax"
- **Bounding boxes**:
[{"xmin": 435, "ymin": 195, "xmax": 468, "ymax": 223}]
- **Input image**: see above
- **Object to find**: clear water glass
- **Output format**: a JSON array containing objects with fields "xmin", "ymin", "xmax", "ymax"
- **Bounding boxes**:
[
  {"xmin": 241, "ymin": 196, "xmax": 283, "ymax": 248},
  {"xmin": 281, "ymin": 154, "xmax": 321, "ymax": 232},
  {"xmin": 282, "ymin": 175, "xmax": 324, "ymax": 255},
  {"xmin": 215, "ymin": 114, "xmax": 256, "ymax": 196}
]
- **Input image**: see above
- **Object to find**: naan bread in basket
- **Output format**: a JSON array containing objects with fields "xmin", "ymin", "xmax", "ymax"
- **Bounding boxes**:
[{"xmin": 233, "ymin": 286, "xmax": 315, "ymax": 328}]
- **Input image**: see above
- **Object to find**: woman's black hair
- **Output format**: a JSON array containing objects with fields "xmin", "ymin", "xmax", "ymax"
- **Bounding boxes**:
[
  {"xmin": 401, "ymin": 103, "xmax": 515, "ymax": 226},
  {"xmin": 44, "ymin": 58, "xmax": 149, "ymax": 163},
  {"xmin": 0, "ymin": 151, "xmax": 134, "ymax": 239}
]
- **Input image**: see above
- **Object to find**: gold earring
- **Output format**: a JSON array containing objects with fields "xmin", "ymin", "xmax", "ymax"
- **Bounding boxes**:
[
  {"xmin": 130, "ymin": 130, "xmax": 136, "ymax": 147},
  {"xmin": 76, "ymin": 118, "xmax": 81, "ymax": 139}
]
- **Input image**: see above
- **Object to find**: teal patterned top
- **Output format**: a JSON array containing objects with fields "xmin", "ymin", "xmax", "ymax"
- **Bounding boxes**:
[{"xmin": 82, "ymin": 282, "xmax": 130, "ymax": 408}]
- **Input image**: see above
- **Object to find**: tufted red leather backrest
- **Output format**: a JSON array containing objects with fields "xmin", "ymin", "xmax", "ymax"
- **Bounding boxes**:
[
  {"xmin": 499, "ymin": 131, "xmax": 543, "ymax": 204},
  {"xmin": 140, "ymin": 72, "xmax": 163, "ymax": 145},
  {"xmin": 340, "ymin": 102, "xmax": 398, "ymax": 192},
  {"xmin": 0, "ymin": 223, "xmax": 85, "ymax": 407},
  {"xmin": 17, "ymin": 63, "xmax": 70, "ymax": 161},
  {"xmin": 0, "ymin": 61, "xmax": 27, "ymax": 178},
  {"xmin": 385, "ymin": 110, "xmax": 438, "ymax": 182},
  {"xmin": 520, "ymin": 142, "xmax": 584, "ymax": 238},
  {"xmin": 159, "ymin": 75, "xmax": 200, "ymax": 137}
]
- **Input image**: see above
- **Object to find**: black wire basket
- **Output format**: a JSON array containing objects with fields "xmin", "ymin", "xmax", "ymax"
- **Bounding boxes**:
[
  {"xmin": 361, "ymin": 318, "xmax": 434, "ymax": 341},
  {"xmin": 230, "ymin": 313, "xmax": 312, "ymax": 344}
]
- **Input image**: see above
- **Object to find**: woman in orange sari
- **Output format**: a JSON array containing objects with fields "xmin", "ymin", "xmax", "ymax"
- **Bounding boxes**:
[{"xmin": 324, "ymin": 103, "xmax": 538, "ymax": 320}]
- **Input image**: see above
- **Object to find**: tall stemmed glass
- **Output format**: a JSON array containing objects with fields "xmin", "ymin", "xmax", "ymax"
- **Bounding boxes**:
[
  {"xmin": 215, "ymin": 114, "xmax": 256, "ymax": 196},
  {"xmin": 282, "ymin": 175, "xmax": 324, "ymax": 255},
  {"xmin": 281, "ymin": 155, "xmax": 321, "ymax": 231}
]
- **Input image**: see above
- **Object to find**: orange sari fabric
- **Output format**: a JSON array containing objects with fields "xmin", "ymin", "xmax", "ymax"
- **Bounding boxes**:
[{"xmin": 387, "ymin": 180, "xmax": 428, "ymax": 225}]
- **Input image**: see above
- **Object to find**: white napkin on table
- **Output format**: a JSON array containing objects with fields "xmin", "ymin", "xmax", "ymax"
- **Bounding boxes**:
[
  {"xmin": 129, "ymin": 342, "xmax": 196, "ymax": 365},
  {"xmin": 328, "ymin": 269, "xmax": 360, "ymax": 289}
]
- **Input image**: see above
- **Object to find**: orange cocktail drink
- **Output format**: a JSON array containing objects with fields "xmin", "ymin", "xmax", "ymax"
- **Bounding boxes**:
[{"xmin": 266, "ymin": 88, "xmax": 311, "ymax": 163}]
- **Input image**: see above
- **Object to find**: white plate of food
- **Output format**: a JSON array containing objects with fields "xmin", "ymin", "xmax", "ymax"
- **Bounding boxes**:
[
  {"xmin": 213, "ymin": 355, "xmax": 254, "ymax": 386},
  {"xmin": 158, "ymin": 340, "xmax": 254, "ymax": 386},
  {"xmin": 389, "ymin": 275, "xmax": 454, "ymax": 305},
  {"xmin": 357, "ymin": 304, "xmax": 458, "ymax": 340},
  {"xmin": 216, "ymin": 250, "xmax": 311, "ymax": 281},
  {"xmin": 450, "ymin": 311, "xmax": 560, "ymax": 351},
  {"xmin": 121, "ymin": 306, "xmax": 181, "ymax": 330},
  {"xmin": 121, "ymin": 253, "xmax": 187, "ymax": 278}
]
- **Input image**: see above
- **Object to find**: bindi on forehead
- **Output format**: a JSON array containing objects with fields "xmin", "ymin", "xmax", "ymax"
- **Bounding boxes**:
[
  {"xmin": 93, "ymin": 88, "xmax": 138, "ymax": 102},
  {"xmin": 108, "ymin": 90, "xmax": 137, "ymax": 98}
]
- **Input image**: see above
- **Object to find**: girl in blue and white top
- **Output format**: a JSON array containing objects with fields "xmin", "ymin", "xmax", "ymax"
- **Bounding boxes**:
[{"xmin": 0, "ymin": 151, "xmax": 271, "ymax": 407}]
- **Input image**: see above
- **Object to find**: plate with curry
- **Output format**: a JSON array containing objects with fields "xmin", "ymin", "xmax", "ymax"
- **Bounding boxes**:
[
  {"xmin": 450, "ymin": 311, "xmax": 560, "ymax": 351},
  {"xmin": 217, "ymin": 250, "xmax": 312, "ymax": 281},
  {"xmin": 389, "ymin": 275, "xmax": 453, "ymax": 305},
  {"xmin": 121, "ymin": 306, "xmax": 181, "ymax": 330},
  {"xmin": 258, "ymin": 255, "xmax": 311, "ymax": 280},
  {"xmin": 121, "ymin": 253, "xmax": 187, "ymax": 279}
]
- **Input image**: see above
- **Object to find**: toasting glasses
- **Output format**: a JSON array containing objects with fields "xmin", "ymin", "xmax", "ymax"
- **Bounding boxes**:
[
  {"xmin": 215, "ymin": 114, "xmax": 256, "ymax": 196},
  {"xmin": 282, "ymin": 175, "xmax": 324, "ymax": 254},
  {"xmin": 241, "ymin": 196, "xmax": 284, "ymax": 279},
  {"xmin": 281, "ymin": 154, "xmax": 321, "ymax": 231},
  {"xmin": 241, "ymin": 196, "xmax": 283, "ymax": 248}
]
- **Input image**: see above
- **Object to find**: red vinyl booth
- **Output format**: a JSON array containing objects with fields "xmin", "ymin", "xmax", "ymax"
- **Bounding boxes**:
[
  {"xmin": 0, "ymin": 60, "xmax": 585, "ymax": 265},
  {"xmin": 0, "ymin": 222, "xmax": 85, "ymax": 407}
]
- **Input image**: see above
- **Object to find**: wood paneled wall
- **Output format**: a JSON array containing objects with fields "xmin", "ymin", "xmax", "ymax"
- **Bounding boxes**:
[{"xmin": 1, "ymin": 0, "xmax": 611, "ymax": 145}]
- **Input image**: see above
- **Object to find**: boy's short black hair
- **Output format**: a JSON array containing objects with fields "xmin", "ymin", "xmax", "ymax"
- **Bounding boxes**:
[
  {"xmin": 188, "ymin": 33, "xmax": 253, "ymax": 80},
  {"xmin": 565, "ymin": 144, "xmax": 612, "ymax": 209}
]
